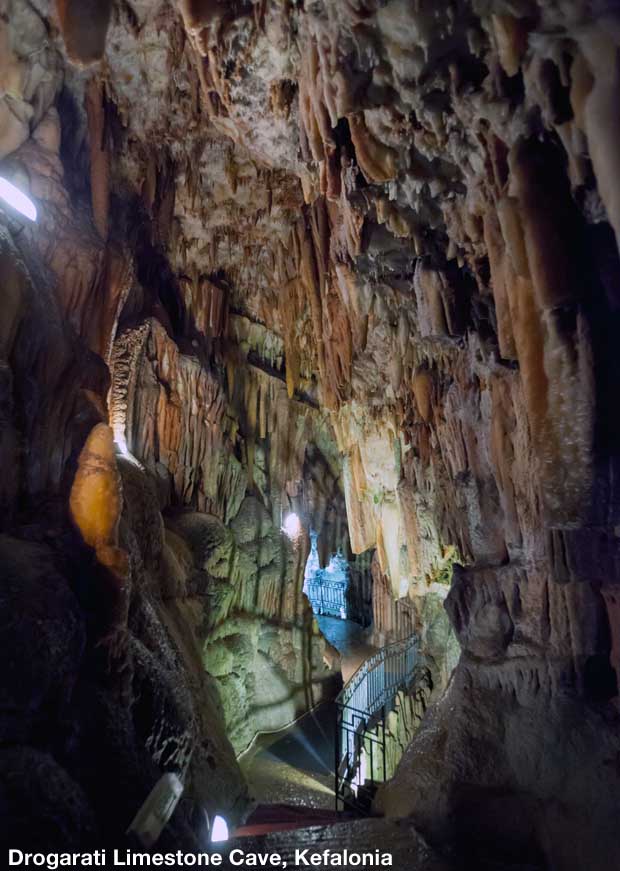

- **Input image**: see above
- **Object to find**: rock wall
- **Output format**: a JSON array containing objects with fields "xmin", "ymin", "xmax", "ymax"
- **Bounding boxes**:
[
  {"xmin": 0, "ymin": 0, "xmax": 342, "ymax": 848},
  {"xmin": 145, "ymin": 2, "xmax": 620, "ymax": 866},
  {"xmin": 109, "ymin": 314, "xmax": 343, "ymax": 751},
  {"xmin": 0, "ymin": 224, "xmax": 245, "ymax": 850}
]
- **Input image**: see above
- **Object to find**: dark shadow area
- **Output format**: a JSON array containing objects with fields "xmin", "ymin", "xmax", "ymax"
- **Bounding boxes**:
[{"xmin": 263, "ymin": 701, "xmax": 337, "ymax": 778}]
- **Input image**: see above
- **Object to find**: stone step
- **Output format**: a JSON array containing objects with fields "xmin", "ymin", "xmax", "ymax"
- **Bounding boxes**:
[
  {"xmin": 217, "ymin": 817, "xmax": 544, "ymax": 871},
  {"xmin": 219, "ymin": 818, "xmax": 442, "ymax": 870},
  {"xmin": 233, "ymin": 803, "xmax": 357, "ymax": 837}
]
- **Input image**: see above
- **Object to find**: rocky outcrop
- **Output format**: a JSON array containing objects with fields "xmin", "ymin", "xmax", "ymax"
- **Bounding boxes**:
[
  {"xmin": 0, "ymin": 226, "xmax": 247, "ymax": 850},
  {"xmin": 166, "ymin": 500, "xmax": 338, "ymax": 753},
  {"xmin": 107, "ymin": 310, "xmax": 344, "ymax": 748}
]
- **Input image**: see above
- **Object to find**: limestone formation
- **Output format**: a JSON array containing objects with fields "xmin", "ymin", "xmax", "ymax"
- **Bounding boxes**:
[{"xmin": 1, "ymin": 1, "xmax": 620, "ymax": 868}]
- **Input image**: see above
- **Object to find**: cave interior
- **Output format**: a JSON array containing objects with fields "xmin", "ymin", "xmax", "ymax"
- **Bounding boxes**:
[{"xmin": 2, "ymin": 1, "xmax": 620, "ymax": 869}]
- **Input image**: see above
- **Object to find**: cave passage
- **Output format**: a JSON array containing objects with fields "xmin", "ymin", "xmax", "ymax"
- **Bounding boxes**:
[
  {"xmin": 2, "ymin": 2, "xmax": 620, "ymax": 870},
  {"xmin": 304, "ymin": 531, "xmax": 351, "ymax": 621}
]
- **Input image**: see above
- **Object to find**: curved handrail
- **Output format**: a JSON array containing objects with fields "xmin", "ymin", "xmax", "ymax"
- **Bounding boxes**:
[
  {"xmin": 336, "ymin": 633, "xmax": 419, "ymax": 719},
  {"xmin": 335, "ymin": 631, "xmax": 421, "ymax": 807}
]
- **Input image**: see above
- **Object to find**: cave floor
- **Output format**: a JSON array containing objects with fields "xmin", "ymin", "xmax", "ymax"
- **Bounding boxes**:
[
  {"xmin": 316, "ymin": 616, "xmax": 377, "ymax": 682},
  {"xmin": 240, "ymin": 619, "xmax": 375, "ymax": 810},
  {"xmin": 240, "ymin": 702, "xmax": 337, "ymax": 809}
]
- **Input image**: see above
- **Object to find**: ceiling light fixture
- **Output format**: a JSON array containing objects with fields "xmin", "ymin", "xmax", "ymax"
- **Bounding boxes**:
[{"xmin": 0, "ymin": 176, "xmax": 37, "ymax": 222}]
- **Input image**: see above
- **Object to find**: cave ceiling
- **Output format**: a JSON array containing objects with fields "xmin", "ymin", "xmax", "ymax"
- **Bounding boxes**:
[
  {"xmin": 6, "ymin": 0, "xmax": 538, "ymax": 401},
  {"xmin": 5, "ymin": 0, "xmax": 619, "ymax": 597}
]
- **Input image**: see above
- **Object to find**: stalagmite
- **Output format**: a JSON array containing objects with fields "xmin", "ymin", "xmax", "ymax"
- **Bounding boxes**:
[{"xmin": 70, "ymin": 423, "xmax": 122, "ymax": 550}]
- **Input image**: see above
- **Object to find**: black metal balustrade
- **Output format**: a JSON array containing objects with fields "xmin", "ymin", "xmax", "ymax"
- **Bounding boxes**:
[{"xmin": 334, "ymin": 634, "xmax": 421, "ymax": 811}]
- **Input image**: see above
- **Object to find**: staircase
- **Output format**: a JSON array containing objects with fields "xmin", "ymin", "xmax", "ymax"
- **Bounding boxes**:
[
  {"xmin": 224, "ymin": 634, "xmax": 539, "ymax": 870},
  {"xmin": 232, "ymin": 635, "xmax": 422, "ymax": 839},
  {"xmin": 335, "ymin": 633, "xmax": 423, "ymax": 811}
]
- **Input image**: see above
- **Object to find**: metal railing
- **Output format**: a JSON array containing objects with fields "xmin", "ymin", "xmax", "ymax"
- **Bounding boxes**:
[
  {"xmin": 306, "ymin": 578, "xmax": 347, "ymax": 618},
  {"xmin": 335, "ymin": 634, "xmax": 420, "ymax": 811}
]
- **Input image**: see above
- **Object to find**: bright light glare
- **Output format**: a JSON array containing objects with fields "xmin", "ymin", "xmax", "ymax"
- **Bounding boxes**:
[
  {"xmin": 211, "ymin": 815, "xmax": 229, "ymax": 843},
  {"xmin": 0, "ymin": 177, "xmax": 37, "ymax": 221},
  {"xmin": 112, "ymin": 428, "xmax": 143, "ymax": 468},
  {"xmin": 351, "ymin": 752, "xmax": 367, "ymax": 797},
  {"xmin": 282, "ymin": 512, "xmax": 301, "ymax": 539}
]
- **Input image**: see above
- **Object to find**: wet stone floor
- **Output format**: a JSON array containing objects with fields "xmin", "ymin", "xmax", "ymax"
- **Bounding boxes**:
[
  {"xmin": 240, "ymin": 702, "xmax": 337, "ymax": 810},
  {"xmin": 317, "ymin": 616, "xmax": 376, "ymax": 682},
  {"xmin": 240, "ymin": 618, "xmax": 375, "ymax": 809}
]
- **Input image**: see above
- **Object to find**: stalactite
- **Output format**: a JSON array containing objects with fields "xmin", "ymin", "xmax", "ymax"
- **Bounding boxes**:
[
  {"xmin": 348, "ymin": 112, "xmax": 398, "ymax": 184},
  {"xmin": 55, "ymin": 0, "xmax": 113, "ymax": 65}
]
